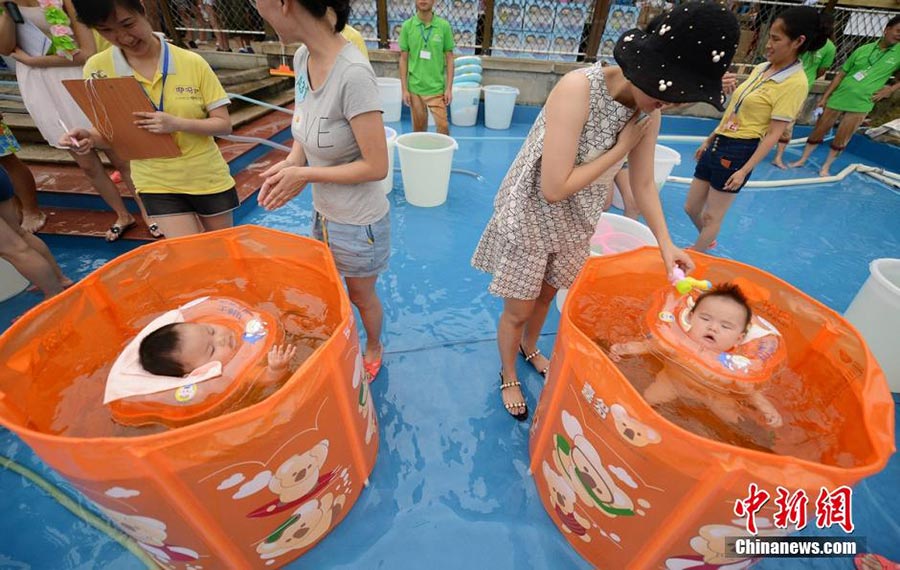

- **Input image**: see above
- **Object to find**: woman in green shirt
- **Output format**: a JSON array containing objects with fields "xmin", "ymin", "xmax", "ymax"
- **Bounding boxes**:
[{"xmin": 791, "ymin": 15, "xmax": 900, "ymax": 176}]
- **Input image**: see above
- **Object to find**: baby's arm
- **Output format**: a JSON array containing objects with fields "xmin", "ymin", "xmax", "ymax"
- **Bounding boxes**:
[
  {"xmin": 749, "ymin": 391, "xmax": 783, "ymax": 428},
  {"xmin": 609, "ymin": 340, "xmax": 651, "ymax": 362},
  {"xmin": 266, "ymin": 344, "xmax": 297, "ymax": 382}
]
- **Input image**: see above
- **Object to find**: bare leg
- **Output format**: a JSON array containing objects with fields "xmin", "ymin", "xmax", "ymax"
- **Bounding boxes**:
[
  {"xmin": 0, "ymin": 200, "xmax": 64, "ymax": 298},
  {"xmin": 615, "ymin": 168, "xmax": 640, "ymax": 219},
  {"xmin": 103, "ymin": 150, "xmax": 158, "ymax": 235},
  {"xmin": 692, "ymin": 188, "xmax": 738, "ymax": 252},
  {"xmin": 790, "ymin": 107, "xmax": 840, "ymax": 168},
  {"xmin": 345, "ymin": 275, "xmax": 384, "ymax": 367},
  {"xmin": 683, "ymin": 178, "xmax": 711, "ymax": 234},
  {"xmin": 819, "ymin": 112, "xmax": 867, "ymax": 177},
  {"xmin": 498, "ymin": 296, "xmax": 537, "ymax": 415},
  {"xmin": 644, "ymin": 371, "xmax": 678, "ymax": 405},
  {"xmin": 69, "ymin": 150, "xmax": 134, "ymax": 241},
  {"xmin": 520, "ymin": 280, "xmax": 556, "ymax": 374},
  {"xmin": 772, "ymin": 123, "xmax": 793, "ymax": 169},
  {"xmin": 0, "ymin": 155, "xmax": 45, "ymax": 233},
  {"xmin": 198, "ymin": 211, "xmax": 234, "ymax": 232},
  {"xmin": 150, "ymin": 213, "xmax": 203, "ymax": 238}
]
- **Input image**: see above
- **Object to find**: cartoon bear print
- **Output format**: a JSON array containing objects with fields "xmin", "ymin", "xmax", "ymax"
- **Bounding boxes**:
[
  {"xmin": 666, "ymin": 518, "xmax": 785, "ymax": 569},
  {"xmin": 553, "ymin": 411, "xmax": 636, "ymax": 518},
  {"xmin": 267, "ymin": 440, "xmax": 330, "ymax": 504},
  {"xmin": 542, "ymin": 461, "xmax": 591, "ymax": 542},
  {"xmin": 256, "ymin": 492, "xmax": 347, "ymax": 560},
  {"xmin": 99, "ymin": 507, "xmax": 200, "ymax": 565},
  {"xmin": 610, "ymin": 404, "xmax": 662, "ymax": 447}
]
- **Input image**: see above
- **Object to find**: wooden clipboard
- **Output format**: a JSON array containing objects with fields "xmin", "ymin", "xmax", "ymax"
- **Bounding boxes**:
[{"xmin": 63, "ymin": 77, "xmax": 182, "ymax": 160}]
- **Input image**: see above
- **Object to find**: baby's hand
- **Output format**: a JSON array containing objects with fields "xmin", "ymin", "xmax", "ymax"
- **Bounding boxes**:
[
  {"xmin": 268, "ymin": 344, "xmax": 297, "ymax": 372},
  {"xmin": 609, "ymin": 343, "xmax": 625, "ymax": 362},
  {"xmin": 763, "ymin": 409, "xmax": 783, "ymax": 428}
]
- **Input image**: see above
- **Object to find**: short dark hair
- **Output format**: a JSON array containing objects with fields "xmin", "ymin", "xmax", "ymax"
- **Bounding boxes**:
[
  {"xmin": 72, "ymin": 0, "xmax": 144, "ymax": 28},
  {"xmin": 692, "ymin": 283, "xmax": 753, "ymax": 330},
  {"xmin": 775, "ymin": 6, "xmax": 828, "ymax": 54},
  {"xmin": 139, "ymin": 323, "xmax": 188, "ymax": 376},
  {"xmin": 887, "ymin": 15, "xmax": 900, "ymax": 29},
  {"xmin": 295, "ymin": 0, "xmax": 351, "ymax": 33}
]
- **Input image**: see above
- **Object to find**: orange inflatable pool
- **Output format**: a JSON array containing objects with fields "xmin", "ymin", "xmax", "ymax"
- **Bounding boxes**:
[
  {"xmin": 529, "ymin": 247, "xmax": 894, "ymax": 569},
  {"xmin": 0, "ymin": 226, "xmax": 378, "ymax": 568}
]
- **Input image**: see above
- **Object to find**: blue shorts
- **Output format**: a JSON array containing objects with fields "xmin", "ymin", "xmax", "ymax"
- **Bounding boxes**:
[
  {"xmin": 312, "ymin": 211, "xmax": 391, "ymax": 278},
  {"xmin": 694, "ymin": 135, "xmax": 759, "ymax": 193},
  {"xmin": 0, "ymin": 166, "xmax": 14, "ymax": 202}
]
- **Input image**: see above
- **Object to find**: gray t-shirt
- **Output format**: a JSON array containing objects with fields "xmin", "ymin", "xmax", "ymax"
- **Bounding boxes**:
[{"xmin": 292, "ymin": 43, "xmax": 388, "ymax": 225}]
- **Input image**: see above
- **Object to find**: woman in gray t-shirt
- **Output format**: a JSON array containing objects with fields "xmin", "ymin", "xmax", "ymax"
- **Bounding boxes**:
[{"xmin": 255, "ymin": 0, "xmax": 391, "ymax": 382}]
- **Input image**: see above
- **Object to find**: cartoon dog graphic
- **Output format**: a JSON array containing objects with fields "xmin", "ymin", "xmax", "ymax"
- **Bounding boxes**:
[
  {"xmin": 610, "ymin": 404, "xmax": 661, "ymax": 447},
  {"xmin": 542, "ymin": 461, "xmax": 591, "ymax": 542},
  {"xmin": 666, "ymin": 519, "xmax": 785, "ymax": 569},
  {"xmin": 248, "ymin": 440, "xmax": 337, "ymax": 518},
  {"xmin": 256, "ymin": 492, "xmax": 347, "ymax": 560}
]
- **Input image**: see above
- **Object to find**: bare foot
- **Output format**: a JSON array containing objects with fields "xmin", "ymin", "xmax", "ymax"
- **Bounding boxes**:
[
  {"xmin": 499, "ymin": 371, "xmax": 527, "ymax": 419},
  {"xmin": 20, "ymin": 210, "xmax": 47, "ymax": 233},
  {"xmin": 520, "ymin": 344, "xmax": 550, "ymax": 376},
  {"xmin": 772, "ymin": 158, "xmax": 787, "ymax": 170},
  {"xmin": 788, "ymin": 160, "xmax": 805, "ymax": 168},
  {"xmin": 818, "ymin": 167, "xmax": 831, "ymax": 178},
  {"xmin": 105, "ymin": 214, "xmax": 136, "ymax": 242}
]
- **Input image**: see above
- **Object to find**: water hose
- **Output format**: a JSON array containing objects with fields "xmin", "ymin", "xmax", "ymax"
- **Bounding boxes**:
[{"xmin": 0, "ymin": 454, "xmax": 157, "ymax": 569}]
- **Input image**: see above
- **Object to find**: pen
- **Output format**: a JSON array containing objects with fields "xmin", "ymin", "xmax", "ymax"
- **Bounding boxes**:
[{"xmin": 57, "ymin": 118, "xmax": 81, "ymax": 149}]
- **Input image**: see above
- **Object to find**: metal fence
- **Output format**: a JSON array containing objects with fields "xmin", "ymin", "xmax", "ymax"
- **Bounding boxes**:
[{"xmin": 161, "ymin": 0, "xmax": 897, "ymax": 67}]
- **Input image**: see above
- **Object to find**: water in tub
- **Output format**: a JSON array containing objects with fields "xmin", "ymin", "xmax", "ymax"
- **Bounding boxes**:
[
  {"xmin": 588, "ymin": 294, "xmax": 861, "ymax": 467},
  {"xmin": 24, "ymin": 285, "xmax": 335, "ymax": 438}
]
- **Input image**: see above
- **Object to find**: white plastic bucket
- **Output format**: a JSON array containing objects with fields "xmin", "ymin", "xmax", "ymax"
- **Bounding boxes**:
[
  {"xmin": 556, "ymin": 214, "xmax": 658, "ymax": 312},
  {"xmin": 484, "ymin": 85, "xmax": 519, "ymax": 130},
  {"xmin": 396, "ymin": 132, "xmax": 458, "ymax": 207},
  {"xmin": 454, "ymin": 72, "xmax": 483, "ymax": 85},
  {"xmin": 454, "ymin": 64, "xmax": 483, "ymax": 77},
  {"xmin": 611, "ymin": 145, "xmax": 682, "ymax": 210},
  {"xmin": 455, "ymin": 55, "xmax": 482, "ymax": 67},
  {"xmin": 0, "ymin": 259, "xmax": 28, "ymax": 302},
  {"xmin": 844, "ymin": 258, "xmax": 900, "ymax": 392},
  {"xmin": 451, "ymin": 85, "xmax": 481, "ymax": 127},
  {"xmin": 379, "ymin": 126, "xmax": 398, "ymax": 194},
  {"xmin": 377, "ymin": 77, "xmax": 402, "ymax": 123}
]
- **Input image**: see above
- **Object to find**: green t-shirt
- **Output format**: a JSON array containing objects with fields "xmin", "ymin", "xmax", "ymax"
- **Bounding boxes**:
[
  {"xmin": 399, "ymin": 14, "xmax": 455, "ymax": 95},
  {"xmin": 827, "ymin": 41, "xmax": 900, "ymax": 113},
  {"xmin": 800, "ymin": 39, "xmax": 835, "ymax": 85}
]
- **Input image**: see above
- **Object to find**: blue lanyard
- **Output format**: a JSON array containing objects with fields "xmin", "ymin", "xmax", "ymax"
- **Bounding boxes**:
[
  {"xmin": 732, "ymin": 61, "xmax": 798, "ymax": 116},
  {"xmin": 141, "ymin": 41, "xmax": 170, "ymax": 112},
  {"xmin": 419, "ymin": 23, "xmax": 433, "ymax": 47}
]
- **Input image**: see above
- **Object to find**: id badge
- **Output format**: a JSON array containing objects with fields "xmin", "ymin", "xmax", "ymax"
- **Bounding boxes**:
[
  {"xmin": 725, "ymin": 116, "xmax": 740, "ymax": 132},
  {"xmin": 420, "ymin": 50, "xmax": 432, "ymax": 60},
  {"xmin": 852, "ymin": 71, "xmax": 866, "ymax": 81}
]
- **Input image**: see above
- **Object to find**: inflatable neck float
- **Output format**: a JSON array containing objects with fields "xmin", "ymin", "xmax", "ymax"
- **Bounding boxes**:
[{"xmin": 105, "ymin": 296, "xmax": 283, "ymax": 428}]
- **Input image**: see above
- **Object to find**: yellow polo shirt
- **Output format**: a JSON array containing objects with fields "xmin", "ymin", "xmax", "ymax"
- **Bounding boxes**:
[
  {"xmin": 715, "ymin": 62, "xmax": 808, "ymax": 140},
  {"xmin": 83, "ymin": 39, "xmax": 235, "ymax": 195},
  {"xmin": 341, "ymin": 24, "xmax": 369, "ymax": 58}
]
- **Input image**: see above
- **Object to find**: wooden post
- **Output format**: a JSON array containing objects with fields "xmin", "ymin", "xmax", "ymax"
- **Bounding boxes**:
[
  {"xmin": 376, "ymin": 0, "xmax": 389, "ymax": 49},
  {"xmin": 158, "ymin": 0, "xmax": 185, "ymax": 48},
  {"xmin": 585, "ymin": 0, "xmax": 612, "ymax": 63},
  {"xmin": 482, "ymin": 0, "xmax": 495, "ymax": 56}
]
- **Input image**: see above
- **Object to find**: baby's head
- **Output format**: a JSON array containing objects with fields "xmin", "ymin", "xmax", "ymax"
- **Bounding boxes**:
[
  {"xmin": 139, "ymin": 322, "xmax": 236, "ymax": 377},
  {"xmin": 687, "ymin": 283, "xmax": 752, "ymax": 352}
]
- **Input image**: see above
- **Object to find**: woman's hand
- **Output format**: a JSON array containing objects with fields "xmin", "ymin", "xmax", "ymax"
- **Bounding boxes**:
[
  {"xmin": 260, "ymin": 159, "xmax": 295, "ymax": 180},
  {"xmin": 872, "ymin": 86, "xmax": 894, "ymax": 102},
  {"xmin": 659, "ymin": 240, "xmax": 694, "ymax": 281},
  {"xmin": 10, "ymin": 48, "xmax": 36, "ymax": 66},
  {"xmin": 723, "ymin": 168, "xmax": 748, "ymax": 191},
  {"xmin": 615, "ymin": 114, "xmax": 650, "ymax": 153},
  {"xmin": 258, "ymin": 166, "xmax": 310, "ymax": 211},
  {"xmin": 58, "ymin": 128, "xmax": 95, "ymax": 155},
  {"xmin": 402, "ymin": 90, "xmax": 411, "ymax": 107},
  {"xmin": 694, "ymin": 139, "xmax": 710, "ymax": 162},
  {"xmin": 721, "ymin": 72, "xmax": 738, "ymax": 96},
  {"xmin": 133, "ymin": 111, "xmax": 183, "ymax": 134}
]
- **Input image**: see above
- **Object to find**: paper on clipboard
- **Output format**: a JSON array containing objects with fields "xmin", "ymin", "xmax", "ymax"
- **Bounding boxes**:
[
  {"xmin": 62, "ymin": 77, "xmax": 182, "ymax": 161},
  {"xmin": 16, "ymin": 21, "xmax": 52, "ymax": 58}
]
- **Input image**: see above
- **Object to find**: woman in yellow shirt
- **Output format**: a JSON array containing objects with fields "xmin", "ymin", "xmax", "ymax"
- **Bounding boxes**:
[
  {"xmin": 61, "ymin": 0, "xmax": 237, "ymax": 238},
  {"xmin": 685, "ymin": 6, "xmax": 827, "ymax": 252}
]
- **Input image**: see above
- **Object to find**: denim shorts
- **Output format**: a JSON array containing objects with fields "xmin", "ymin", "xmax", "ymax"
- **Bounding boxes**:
[
  {"xmin": 312, "ymin": 211, "xmax": 391, "ymax": 278},
  {"xmin": 694, "ymin": 135, "xmax": 760, "ymax": 193},
  {"xmin": 140, "ymin": 187, "xmax": 240, "ymax": 217},
  {"xmin": 0, "ymin": 167, "xmax": 13, "ymax": 202}
]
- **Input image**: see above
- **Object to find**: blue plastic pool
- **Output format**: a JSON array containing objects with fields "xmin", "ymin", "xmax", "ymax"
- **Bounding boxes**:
[{"xmin": 1, "ymin": 105, "xmax": 898, "ymax": 569}]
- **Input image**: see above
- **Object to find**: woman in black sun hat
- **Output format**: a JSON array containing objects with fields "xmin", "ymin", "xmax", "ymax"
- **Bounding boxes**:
[{"xmin": 471, "ymin": 2, "xmax": 740, "ymax": 421}]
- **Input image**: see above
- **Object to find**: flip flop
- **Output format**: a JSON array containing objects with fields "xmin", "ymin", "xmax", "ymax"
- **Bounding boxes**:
[
  {"xmin": 148, "ymin": 223, "xmax": 164, "ymax": 239},
  {"xmin": 106, "ymin": 221, "xmax": 135, "ymax": 242}
]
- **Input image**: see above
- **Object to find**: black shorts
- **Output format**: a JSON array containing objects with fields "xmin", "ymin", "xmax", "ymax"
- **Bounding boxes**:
[
  {"xmin": 694, "ymin": 135, "xmax": 759, "ymax": 194},
  {"xmin": 140, "ymin": 187, "xmax": 240, "ymax": 217}
]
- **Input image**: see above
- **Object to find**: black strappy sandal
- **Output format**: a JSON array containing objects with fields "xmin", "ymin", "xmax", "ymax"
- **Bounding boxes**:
[
  {"xmin": 499, "ymin": 372, "xmax": 528, "ymax": 421},
  {"xmin": 519, "ymin": 345, "xmax": 550, "ymax": 377}
]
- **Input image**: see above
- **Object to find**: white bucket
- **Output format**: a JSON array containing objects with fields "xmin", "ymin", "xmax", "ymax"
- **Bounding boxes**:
[
  {"xmin": 0, "ymin": 258, "xmax": 29, "ymax": 303},
  {"xmin": 377, "ymin": 77, "xmax": 402, "ymax": 123},
  {"xmin": 844, "ymin": 258, "xmax": 900, "ymax": 392},
  {"xmin": 556, "ymin": 214, "xmax": 658, "ymax": 312},
  {"xmin": 396, "ymin": 132, "xmax": 458, "ymax": 207},
  {"xmin": 379, "ymin": 126, "xmax": 398, "ymax": 194},
  {"xmin": 611, "ymin": 145, "xmax": 682, "ymax": 210},
  {"xmin": 484, "ymin": 85, "xmax": 519, "ymax": 130},
  {"xmin": 451, "ymin": 85, "xmax": 481, "ymax": 127}
]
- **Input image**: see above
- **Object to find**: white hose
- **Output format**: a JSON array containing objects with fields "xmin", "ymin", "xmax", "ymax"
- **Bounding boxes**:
[{"xmin": 668, "ymin": 163, "xmax": 900, "ymax": 190}]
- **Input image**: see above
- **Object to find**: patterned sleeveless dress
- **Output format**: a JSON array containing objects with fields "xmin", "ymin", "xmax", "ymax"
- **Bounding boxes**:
[{"xmin": 471, "ymin": 63, "xmax": 635, "ymax": 300}]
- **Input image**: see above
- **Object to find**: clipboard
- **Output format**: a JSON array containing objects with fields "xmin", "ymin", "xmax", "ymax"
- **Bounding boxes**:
[
  {"xmin": 62, "ymin": 77, "xmax": 182, "ymax": 160},
  {"xmin": 16, "ymin": 20, "xmax": 52, "ymax": 57}
]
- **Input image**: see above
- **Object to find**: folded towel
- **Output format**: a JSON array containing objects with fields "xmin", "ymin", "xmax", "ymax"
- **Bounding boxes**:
[{"xmin": 104, "ymin": 297, "xmax": 223, "ymax": 404}]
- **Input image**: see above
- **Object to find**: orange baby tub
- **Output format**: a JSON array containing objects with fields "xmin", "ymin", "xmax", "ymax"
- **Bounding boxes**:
[
  {"xmin": 529, "ymin": 247, "xmax": 894, "ymax": 569},
  {"xmin": 0, "ymin": 226, "xmax": 379, "ymax": 569}
]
